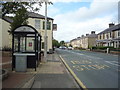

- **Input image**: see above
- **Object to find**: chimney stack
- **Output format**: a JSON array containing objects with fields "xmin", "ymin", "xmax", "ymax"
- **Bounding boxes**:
[
  {"xmin": 86, "ymin": 34, "xmax": 89, "ymax": 36},
  {"xmin": 109, "ymin": 23, "xmax": 115, "ymax": 28},
  {"xmin": 81, "ymin": 35, "xmax": 84, "ymax": 37},
  {"xmin": 91, "ymin": 31, "xmax": 95, "ymax": 34}
]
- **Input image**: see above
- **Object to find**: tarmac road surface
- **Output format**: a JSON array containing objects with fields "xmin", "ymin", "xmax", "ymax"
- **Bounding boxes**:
[{"xmin": 57, "ymin": 49, "xmax": 119, "ymax": 88}]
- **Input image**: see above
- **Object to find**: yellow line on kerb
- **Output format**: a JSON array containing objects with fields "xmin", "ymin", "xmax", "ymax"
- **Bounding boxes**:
[{"xmin": 59, "ymin": 55, "xmax": 88, "ymax": 90}]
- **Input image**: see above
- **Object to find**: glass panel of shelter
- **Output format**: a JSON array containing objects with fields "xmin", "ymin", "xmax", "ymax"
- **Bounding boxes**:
[
  {"xmin": 26, "ymin": 37, "xmax": 35, "ymax": 52},
  {"xmin": 14, "ymin": 38, "xmax": 18, "ymax": 52},
  {"xmin": 14, "ymin": 34, "xmax": 36, "ymax": 53}
]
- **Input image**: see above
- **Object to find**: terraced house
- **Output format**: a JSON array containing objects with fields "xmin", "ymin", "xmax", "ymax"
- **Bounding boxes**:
[
  {"xmin": 70, "ymin": 31, "xmax": 97, "ymax": 49},
  {"xmin": 1, "ymin": 12, "xmax": 54, "ymax": 53},
  {"xmin": 80, "ymin": 31, "xmax": 97, "ymax": 49},
  {"xmin": 97, "ymin": 23, "xmax": 120, "ymax": 48},
  {"xmin": 70, "ymin": 38, "xmax": 80, "ymax": 48}
]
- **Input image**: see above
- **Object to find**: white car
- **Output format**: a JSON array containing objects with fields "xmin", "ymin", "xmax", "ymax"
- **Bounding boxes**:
[
  {"xmin": 68, "ymin": 47, "xmax": 73, "ymax": 50},
  {"xmin": 59, "ymin": 46, "xmax": 66, "ymax": 49}
]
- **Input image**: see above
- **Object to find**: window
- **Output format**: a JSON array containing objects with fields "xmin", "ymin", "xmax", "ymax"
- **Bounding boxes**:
[
  {"xmin": 118, "ymin": 30, "xmax": 120, "ymax": 37},
  {"xmin": 14, "ymin": 38, "xmax": 18, "ymax": 52},
  {"xmin": 119, "ymin": 41, "xmax": 120, "ymax": 48},
  {"xmin": 103, "ymin": 34, "xmax": 105, "ymax": 39},
  {"xmin": 43, "ymin": 21, "xmax": 51, "ymax": 30},
  {"xmin": 20, "ymin": 37, "xmax": 25, "ymax": 52},
  {"xmin": 106, "ymin": 34, "xmax": 108, "ymax": 39},
  {"xmin": 35, "ymin": 20, "xmax": 40, "ymax": 29},
  {"xmin": 116, "ymin": 42, "xmax": 117, "ymax": 48},
  {"xmin": 112, "ymin": 31, "xmax": 115, "ymax": 38},
  {"xmin": 99, "ymin": 35, "xmax": 101, "ymax": 39},
  {"xmin": 42, "ymin": 42, "xmax": 44, "ymax": 49},
  {"xmin": 110, "ymin": 32, "xmax": 112, "ymax": 38}
]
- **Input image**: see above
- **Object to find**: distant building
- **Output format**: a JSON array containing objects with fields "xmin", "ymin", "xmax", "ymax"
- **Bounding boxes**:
[
  {"xmin": 97, "ymin": 23, "xmax": 120, "ymax": 48},
  {"xmin": 70, "ymin": 38, "xmax": 79, "ymax": 48},
  {"xmin": 70, "ymin": 31, "xmax": 97, "ymax": 49},
  {"xmin": 65, "ymin": 42, "xmax": 70, "ymax": 47},
  {"xmin": 81, "ymin": 31, "xmax": 97, "ymax": 49}
]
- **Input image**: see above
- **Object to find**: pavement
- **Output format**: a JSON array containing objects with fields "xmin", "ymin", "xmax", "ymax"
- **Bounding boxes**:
[{"xmin": 2, "ymin": 51, "xmax": 80, "ymax": 89}]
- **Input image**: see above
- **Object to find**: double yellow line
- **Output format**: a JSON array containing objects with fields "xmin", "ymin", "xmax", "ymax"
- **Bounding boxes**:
[{"xmin": 59, "ymin": 55, "xmax": 88, "ymax": 90}]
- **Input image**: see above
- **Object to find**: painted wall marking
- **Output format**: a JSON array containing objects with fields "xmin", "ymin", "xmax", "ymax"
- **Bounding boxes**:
[{"xmin": 71, "ymin": 60, "xmax": 110, "ymax": 71}]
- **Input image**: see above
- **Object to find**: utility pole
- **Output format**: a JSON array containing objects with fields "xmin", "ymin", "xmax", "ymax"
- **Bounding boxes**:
[
  {"xmin": 44, "ymin": 0, "xmax": 48, "ymax": 62},
  {"xmin": 41, "ymin": 0, "xmax": 52, "ymax": 62},
  {"xmin": 40, "ymin": 0, "xmax": 49, "ymax": 62}
]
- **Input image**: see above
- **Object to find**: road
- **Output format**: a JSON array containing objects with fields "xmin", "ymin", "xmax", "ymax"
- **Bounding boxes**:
[{"xmin": 57, "ymin": 49, "xmax": 119, "ymax": 88}]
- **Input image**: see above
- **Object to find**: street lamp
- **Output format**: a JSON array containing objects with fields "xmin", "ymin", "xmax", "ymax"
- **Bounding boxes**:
[
  {"xmin": 44, "ymin": 0, "xmax": 48, "ymax": 62},
  {"xmin": 41, "ymin": 0, "xmax": 49, "ymax": 62}
]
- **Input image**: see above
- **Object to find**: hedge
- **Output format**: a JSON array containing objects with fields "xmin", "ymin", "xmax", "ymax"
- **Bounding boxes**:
[{"xmin": 91, "ymin": 46, "xmax": 114, "ymax": 50}]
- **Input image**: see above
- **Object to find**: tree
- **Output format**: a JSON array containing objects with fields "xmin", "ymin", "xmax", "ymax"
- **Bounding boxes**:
[
  {"xmin": 2, "ymin": 2, "xmax": 40, "ymax": 34},
  {"xmin": 2, "ymin": 1, "xmax": 53, "ymax": 17},
  {"xmin": 52, "ymin": 39, "xmax": 60, "ymax": 48},
  {"xmin": 69, "ymin": 44, "xmax": 72, "ymax": 47},
  {"xmin": 60, "ymin": 41, "xmax": 65, "ymax": 46},
  {"xmin": 2, "ymin": 2, "xmax": 40, "ymax": 17},
  {"xmin": 9, "ymin": 7, "xmax": 28, "ymax": 34}
]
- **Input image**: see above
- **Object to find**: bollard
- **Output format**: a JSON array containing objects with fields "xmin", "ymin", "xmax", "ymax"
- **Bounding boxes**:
[{"xmin": 107, "ymin": 48, "xmax": 109, "ymax": 53}]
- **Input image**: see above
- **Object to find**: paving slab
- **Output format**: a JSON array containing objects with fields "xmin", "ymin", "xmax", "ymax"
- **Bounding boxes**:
[
  {"xmin": 31, "ymin": 52, "xmax": 80, "ymax": 88},
  {"xmin": 32, "ymin": 74, "xmax": 79, "ymax": 88}
]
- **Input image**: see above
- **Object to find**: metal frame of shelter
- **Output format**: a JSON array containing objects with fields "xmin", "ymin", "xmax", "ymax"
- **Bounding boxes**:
[{"xmin": 12, "ymin": 25, "xmax": 41, "ymax": 71}]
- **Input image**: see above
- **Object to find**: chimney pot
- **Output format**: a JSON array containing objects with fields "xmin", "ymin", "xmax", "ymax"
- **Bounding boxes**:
[
  {"xmin": 91, "ymin": 31, "xmax": 95, "ymax": 34},
  {"xmin": 81, "ymin": 35, "xmax": 84, "ymax": 37},
  {"xmin": 109, "ymin": 23, "xmax": 115, "ymax": 27}
]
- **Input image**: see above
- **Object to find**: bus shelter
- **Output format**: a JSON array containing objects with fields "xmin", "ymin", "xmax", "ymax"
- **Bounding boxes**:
[{"xmin": 12, "ymin": 25, "xmax": 41, "ymax": 71}]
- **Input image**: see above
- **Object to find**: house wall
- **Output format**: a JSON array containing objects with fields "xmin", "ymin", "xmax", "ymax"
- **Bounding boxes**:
[
  {"xmin": 1, "ymin": 18, "xmax": 11, "ymax": 49},
  {"xmin": 115, "ymin": 30, "xmax": 119, "ymax": 38},
  {"xmin": 98, "ymin": 30, "xmax": 119, "ymax": 40},
  {"xmin": 70, "ymin": 41, "xmax": 75, "ymax": 47},
  {"xmin": 0, "ymin": 18, "xmax": 2, "ymax": 50},
  {"xmin": 28, "ymin": 18, "xmax": 53, "ymax": 52},
  {"xmin": 70, "ymin": 39, "xmax": 80, "ymax": 48},
  {"xmin": 65, "ymin": 42, "xmax": 70, "ymax": 47},
  {"xmin": 82, "ymin": 38, "xmax": 88, "ymax": 49},
  {"xmin": 101, "ymin": 34, "xmax": 104, "ymax": 40},
  {"xmin": 97, "ymin": 35, "xmax": 101, "ymax": 40},
  {"xmin": 76, "ymin": 40, "xmax": 80, "ymax": 47},
  {"xmin": 70, "ymin": 40, "xmax": 76, "ymax": 48},
  {"xmin": 97, "ymin": 29, "xmax": 120, "ymax": 48},
  {"xmin": 81, "ymin": 38, "xmax": 84, "ymax": 48},
  {"xmin": 88, "ymin": 37, "xmax": 97, "ymax": 48}
]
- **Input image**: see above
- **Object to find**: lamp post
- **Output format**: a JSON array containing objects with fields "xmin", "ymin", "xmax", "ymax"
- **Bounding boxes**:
[
  {"xmin": 44, "ymin": 0, "xmax": 48, "ymax": 62},
  {"xmin": 41, "ymin": 0, "xmax": 52, "ymax": 62},
  {"xmin": 41, "ymin": 0, "xmax": 48, "ymax": 62}
]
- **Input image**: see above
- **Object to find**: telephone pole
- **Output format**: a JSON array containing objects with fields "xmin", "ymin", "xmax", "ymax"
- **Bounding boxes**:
[{"xmin": 44, "ymin": 0, "xmax": 48, "ymax": 62}]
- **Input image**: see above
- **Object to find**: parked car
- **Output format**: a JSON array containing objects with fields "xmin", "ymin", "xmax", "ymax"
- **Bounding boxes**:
[
  {"xmin": 68, "ymin": 47, "xmax": 73, "ymax": 50},
  {"xmin": 59, "ymin": 46, "xmax": 67, "ymax": 49}
]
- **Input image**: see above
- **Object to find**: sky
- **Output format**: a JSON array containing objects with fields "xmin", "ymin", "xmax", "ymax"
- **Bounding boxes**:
[{"xmin": 37, "ymin": 0, "xmax": 119, "ymax": 42}]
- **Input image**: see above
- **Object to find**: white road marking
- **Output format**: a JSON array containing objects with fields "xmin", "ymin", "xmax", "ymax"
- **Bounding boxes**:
[
  {"xmin": 105, "ymin": 61, "xmax": 120, "ymax": 66},
  {"xmin": 66, "ymin": 50, "xmax": 102, "ymax": 60},
  {"xmin": 66, "ymin": 50, "xmax": 84, "ymax": 55},
  {"xmin": 113, "ymin": 55, "xmax": 118, "ymax": 57}
]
